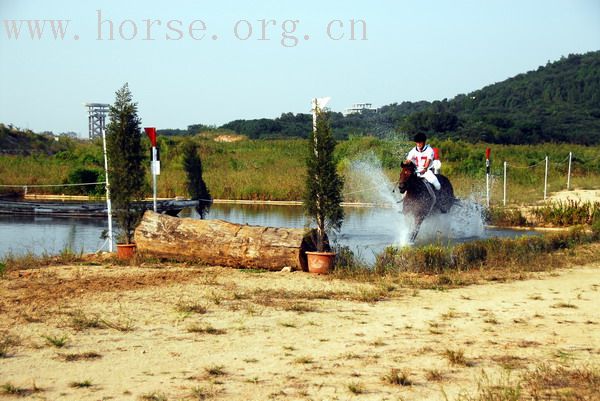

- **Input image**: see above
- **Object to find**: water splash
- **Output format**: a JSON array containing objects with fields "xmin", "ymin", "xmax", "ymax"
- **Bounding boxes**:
[
  {"xmin": 346, "ymin": 153, "xmax": 486, "ymax": 247},
  {"xmin": 347, "ymin": 153, "xmax": 412, "ymax": 246},
  {"xmin": 416, "ymin": 197, "xmax": 485, "ymax": 244}
]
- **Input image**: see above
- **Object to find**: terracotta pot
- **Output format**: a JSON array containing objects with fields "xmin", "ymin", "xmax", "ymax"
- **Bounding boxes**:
[
  {"xmin": 305, "ymin": 251, "xmax": 336, "ymax": 274},
  {"xmin": 116, "ymin": 243, "xmax": 137, "ymax": 260}
]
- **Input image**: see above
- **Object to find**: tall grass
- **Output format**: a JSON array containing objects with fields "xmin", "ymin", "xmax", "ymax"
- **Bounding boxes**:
[
  {"xmin": 1, "ymin": 135, "xmax": 598, "ymax": 203},
  {"xmin": 531, "ymin": 200, "xmax": 600, "ymax": 226},
  {"xmin": 372, "ymin": 228, "xmax": 598, "ymax": 275}
]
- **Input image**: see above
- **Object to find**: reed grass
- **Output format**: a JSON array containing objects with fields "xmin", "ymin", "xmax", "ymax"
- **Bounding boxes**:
[
  {"xmin": 1, "ymin": 136, "xmax": 598, "ymax": 204},
  {"xmin": 333, "ymin": 228, "xmax": 599, "ymax": 280},
  {"xmin": 383, "ymin": 228, "xmax": 597, "ymax": 274},
  {"xmin": 531, "ymin": 200, "xmax": 600, "ymax": 226}
]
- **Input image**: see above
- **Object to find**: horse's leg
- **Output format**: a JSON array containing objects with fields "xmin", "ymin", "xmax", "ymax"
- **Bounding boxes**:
[{"xmin": 409, "ymin": 215, "xmax": 424, "ymax": 243}]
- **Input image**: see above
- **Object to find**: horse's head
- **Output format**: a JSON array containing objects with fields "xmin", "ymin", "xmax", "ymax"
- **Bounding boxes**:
[{"xmin": 397, "ymin": 160, "xmax": 416, "ymax": 193}]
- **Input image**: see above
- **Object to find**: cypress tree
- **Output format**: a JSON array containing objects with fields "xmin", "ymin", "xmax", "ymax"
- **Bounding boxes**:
[
  {"xmin": 181, "ymin": 139, "xmax": 212, "ymax": 218},
  {"xmin": 106, "ymin": 83, "xmax": 146, "ymax": 244},
  {"xmin": 303, "ymin": 106, "xmax": 344, "ymax": 251}
]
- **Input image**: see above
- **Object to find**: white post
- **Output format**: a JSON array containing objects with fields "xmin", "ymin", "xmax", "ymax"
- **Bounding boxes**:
[
  {"xmin": 503, "ymin": 161, "xmax": 507, "ymax": 206},
  {"xmin": 152, "ymin": 147, "xmax": 157, "ymax": 212},
  {"xmin": 544, "ymin": 155, "xmax": 549, "ymax": 200},
  {"xmin": 101, "ymin": 127, "xmax": 113, "ymax": 252},
  {"xmin": 567, "ymin": 152, "xmax": 572, "ymax": 190},
  {"xmin": 485, "ymin": 162, "xmax": 490, "ymax": 207}
]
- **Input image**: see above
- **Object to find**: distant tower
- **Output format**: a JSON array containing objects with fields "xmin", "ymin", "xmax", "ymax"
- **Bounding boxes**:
[{"xmin": 85, "ymin": 103, "xmax": 110, "ymax": 139}]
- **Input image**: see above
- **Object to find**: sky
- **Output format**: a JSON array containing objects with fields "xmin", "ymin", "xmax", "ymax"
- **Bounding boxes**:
[{"xmin": 0, "ymin": 0, "xmax": 599, "ymax": 137}]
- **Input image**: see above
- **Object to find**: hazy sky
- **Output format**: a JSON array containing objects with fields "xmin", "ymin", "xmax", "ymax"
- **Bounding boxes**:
[{"xmin": 1, "ymin": 0, "xmax": 599, "ymax": 137}]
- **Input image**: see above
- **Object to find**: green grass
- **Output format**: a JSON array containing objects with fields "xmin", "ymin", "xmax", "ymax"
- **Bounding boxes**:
[
  {"xmin": 42, "ymin": 334, "xmax": 68, "ymax": 348},
  {"xmin": 1, "ymin": 136, "xmax": 598, "ymax": 204},
  {"xmin": 532, "ymin": 200, "xmax": 600, "ymax": 226},
  {"xmin": 0, "ymin": 249, "xmax": 83, "ymax": 273},
  {"xmin": 369, "ymin": 228, "xmax": 599, "ymax": 275}
]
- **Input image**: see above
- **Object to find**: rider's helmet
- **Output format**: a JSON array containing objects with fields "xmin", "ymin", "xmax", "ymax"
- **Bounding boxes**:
[{"xmin": 413, "ymin": 132, "xmax": 427, "ymax": 143}]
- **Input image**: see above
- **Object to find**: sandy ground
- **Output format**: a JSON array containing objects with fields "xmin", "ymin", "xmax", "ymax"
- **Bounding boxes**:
[
  {"xmin": 1, "ymin": 262, "xmax": 599, "ymax": 401},
  {"xmin": 549, "ymin": 189, "xmax": 600, "ymax": 203}
]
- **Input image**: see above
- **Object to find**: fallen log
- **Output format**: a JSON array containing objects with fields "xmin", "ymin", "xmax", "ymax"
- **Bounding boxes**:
[{"xmin": 134, "ymin": 211, "xmax": 320, "ymax": 271}]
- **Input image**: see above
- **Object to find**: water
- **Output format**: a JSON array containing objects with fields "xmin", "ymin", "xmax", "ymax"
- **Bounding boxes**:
[
  {"xmin": 0, "ymin": 203, "xmax": 538, "ymax": 264},
  {"xmin": 0, "ymin": 153, "xmax": 536, "ymax": 263},
  {"xmin": 0, "ymin": 153, "xmax": 531, "ymax": 263}
]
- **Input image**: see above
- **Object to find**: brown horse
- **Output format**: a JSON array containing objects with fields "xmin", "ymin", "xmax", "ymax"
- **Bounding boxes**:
[{"xmin": 398, "ymin": 161, "xmax": 456, "ymax": 242}]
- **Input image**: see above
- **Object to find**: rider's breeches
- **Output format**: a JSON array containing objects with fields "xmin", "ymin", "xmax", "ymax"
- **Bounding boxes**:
[{"xmin": 419, "ymin": 170, "xmax": 441, "ymax": 190}]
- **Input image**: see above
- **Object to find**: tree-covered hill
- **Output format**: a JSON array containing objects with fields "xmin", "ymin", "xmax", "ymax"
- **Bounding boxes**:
[
  {"xmin": 403, "ymin": 51, "xmax": 600, "ymax": 144},
  {"xmin": 0, "ymin": 124, "xmax": 74, "ymax": 155},
  {"xmin": 174, "ymin": 51, "xmax": 600, "ymax": 144}
]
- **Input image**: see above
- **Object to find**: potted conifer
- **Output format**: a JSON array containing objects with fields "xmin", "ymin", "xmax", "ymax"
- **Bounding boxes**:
[
  {"xmin": 303, "ymin": 98, "xmax": 344, "ymax": 274},
  {"xmin": 105, "ymin": 83, "xmax": 146, "ymax": 259}
]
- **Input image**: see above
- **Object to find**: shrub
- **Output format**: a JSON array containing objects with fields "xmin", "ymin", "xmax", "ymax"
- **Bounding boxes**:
[
  {"xmin": 64, "ymin": 167, "xmax": 103, "ymax": 195},
  {"xmin": 486, "ymin": 207, "xmax": 528, "ymax": 227}
]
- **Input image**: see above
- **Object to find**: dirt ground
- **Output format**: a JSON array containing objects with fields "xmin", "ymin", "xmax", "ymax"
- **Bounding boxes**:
[
  {"xmin": 549, "ymin": 189, "xmax": 600, "ymax": 203},
  {"xmin": 1, "ymin": 260, "xmax": 599, "ymax": 401}
]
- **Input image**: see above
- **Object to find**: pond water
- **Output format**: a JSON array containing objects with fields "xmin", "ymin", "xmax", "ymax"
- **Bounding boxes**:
[{"xmin": 0, "ymin": 202, "xmax": 539, "ymax": 264}]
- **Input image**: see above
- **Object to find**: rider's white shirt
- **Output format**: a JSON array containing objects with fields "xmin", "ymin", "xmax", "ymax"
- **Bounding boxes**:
[{"xmin": 407, "ymin": 145, "xmax": 434, "ymax": 171}]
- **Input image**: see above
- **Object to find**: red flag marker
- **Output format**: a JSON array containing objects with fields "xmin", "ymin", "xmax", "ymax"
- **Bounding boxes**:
[{"xmin": 144, "ymin": 127, "xmax": 157, "ymax": 147}]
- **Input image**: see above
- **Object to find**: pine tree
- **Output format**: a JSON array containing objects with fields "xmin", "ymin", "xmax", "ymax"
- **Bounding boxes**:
[
  {"xmin": 181, "ymin": 139, "xmax": 212, "ymax": 218},
  {"xmin": 106, "ymin": 83, "xmax": 146, "ymax": 244},
  {"xmin": 304, "ymin": 106, "xmax": 344, "ymax": 251}
]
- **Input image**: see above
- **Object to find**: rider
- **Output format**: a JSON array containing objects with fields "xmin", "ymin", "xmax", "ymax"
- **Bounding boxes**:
[{"xmin": 406, "ymin": 132, "xmax": 441, "ymax": 191}]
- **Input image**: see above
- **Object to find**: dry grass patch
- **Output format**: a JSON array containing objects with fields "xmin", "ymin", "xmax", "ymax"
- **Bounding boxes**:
[
  {"xmin": 551, "ymin": 302, "xmax": 578, "ymax": 309},
  {"xmin": 522, "ymin": 363, "xmax": 600, "ymax": 400},
  {"xmin": 187, "ymin": 324, "xmax": 226, "ymax": 335},
  {"xmin": 57, "ymin": 351, "xmax": 102, "ymax": 362},
  {"xmin": 1, "ymin": 382, "xmax": 43, "ymax": 397},
  {"xmin": 347, "ymin": 381, "xmax": 366, "ymax": 395},
  {"xmin": 69, "ymin": 380, "xmax": 93, "ymax": 388},
  {"xmin": 69, "ymin": 310, "xmax": 104, "ymax": 330},
  {"xmin": 139, "ymin": 392, "xmax": 168, "ymax": 401},
  {"xmin": 175, "ymin": 300, "xmax": 208, "ymax": 315},
  {"xmin": 0, "ymin": 332, "xmax": 20, "ymax": 358},
  {"xmin": 491, "ymin": 355, "xmax": 529, "ymax": 370},
  {"xmin": 281, "ymin": 302, "xmax": 318, "ymax": 313},
  {"xmin": 189, "ymin": 385, "xmax": 221, "ymax": 400},
  {"xmin": 294, "ymin": 356, "xmax": 314, "ymax": 364},
  {"xmin": 382, "ymin": 368, "xmax": 413, "ymax": 386},
  {"xmin": 444, "ymin": 349, "xmax": 474, "ymax": 367},
  {"xmin": 205, "ymin": 365, "xmax": 227, "ymax": 377},
  {"xmin": 456, "ymin": 370, "xmax": 521, "ymax": 401},
  {"xmin": 425, "ymin": 369, "xmax": 446, "ymax": 382}
]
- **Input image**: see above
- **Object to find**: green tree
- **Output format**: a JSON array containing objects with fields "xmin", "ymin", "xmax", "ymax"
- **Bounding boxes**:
[
  {"xmin": 181, "ymin": 139, "xmax": 212, "ymax": 218},
  {"xmin": 303, "ymin": 105, "xmax": 344, "ymax": 252},
  {"xmin": 106, "ymin": 83, "xmax": 146, "ymax": 244}
]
